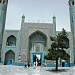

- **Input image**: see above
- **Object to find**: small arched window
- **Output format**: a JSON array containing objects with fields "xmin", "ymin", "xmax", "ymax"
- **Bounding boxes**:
[
  {"xmin": 3, "ymin": 0, "xmax": 5, "ymax": 4},
  {"xmin": 6, "ymin": 35, "xmax": 16, "ymax": 46},
  {"xmin": 72, "ymin": 1, "xmax": 74, "ymax": 5},
  {"xmin": 0, "ymin": 0, "xmax": 1, "ymax": 3}
]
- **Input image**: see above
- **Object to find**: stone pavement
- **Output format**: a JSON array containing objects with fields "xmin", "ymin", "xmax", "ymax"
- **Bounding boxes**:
[{"xmin": 0, "ymin": 65, "xmax": 75, "ymax": 75}]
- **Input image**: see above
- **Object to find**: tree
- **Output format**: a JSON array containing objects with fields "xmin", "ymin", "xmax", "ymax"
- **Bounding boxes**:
[{"xmin": 45, "ymin": 28, "xmax": 70, "ymax": 71}]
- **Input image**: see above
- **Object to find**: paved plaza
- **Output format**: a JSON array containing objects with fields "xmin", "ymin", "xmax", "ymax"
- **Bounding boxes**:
[{"xmin": 0, "ymin": 65, "xmax": 75, "ymax": 75}]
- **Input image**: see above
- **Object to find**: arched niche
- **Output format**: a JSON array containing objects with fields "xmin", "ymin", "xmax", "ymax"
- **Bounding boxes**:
[
  {"xmin": 5, "ymin": 50, "xmax": 15, "ymax": 65},
  {"xmin": 6, "ymin": 35, "xmax": 16, "ymax": 46}
]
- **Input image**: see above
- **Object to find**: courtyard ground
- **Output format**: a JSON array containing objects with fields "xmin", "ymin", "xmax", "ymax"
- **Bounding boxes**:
[{"xmin": 0, "ymin": 65, "xmax": 75, "ymax": 75}]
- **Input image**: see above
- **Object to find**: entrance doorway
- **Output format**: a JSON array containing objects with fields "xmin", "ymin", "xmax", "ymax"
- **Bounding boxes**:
[
  {"xmin": 62, "ymin": 62, "xmax": 65, "ymax": 67},
  {"xmin": 33, "ymin": 54, "xmax": 42, "ymax": 66}
]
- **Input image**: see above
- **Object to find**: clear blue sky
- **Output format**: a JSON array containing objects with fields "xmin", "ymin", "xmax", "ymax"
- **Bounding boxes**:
[{"xmin": 5, "ymin": 0, "xmax": 70, "ymax": 31}]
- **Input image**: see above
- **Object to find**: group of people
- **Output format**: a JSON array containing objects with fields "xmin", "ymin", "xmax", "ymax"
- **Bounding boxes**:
[
  {"xmin": 24, "ymin": 61, "xmax": 30, "ymax": 68},
  {"xmin": 24, "ymin": 60, "xmax": 41, "ymax": 68}
]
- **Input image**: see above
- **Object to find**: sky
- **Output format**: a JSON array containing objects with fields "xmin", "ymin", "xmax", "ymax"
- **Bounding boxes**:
[{"xmin": 5, "ymin": 0, "xmax": 70, "ymax": 31}]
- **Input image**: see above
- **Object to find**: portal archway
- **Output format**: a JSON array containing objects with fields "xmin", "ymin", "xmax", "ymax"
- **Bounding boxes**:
[
  {"xmin": 4, "ymin": 50, "xmax": 15, "ymax": 65},
  {"xmin": 29, "ymin": 31, "xmax": 47, "ymax": 65}
]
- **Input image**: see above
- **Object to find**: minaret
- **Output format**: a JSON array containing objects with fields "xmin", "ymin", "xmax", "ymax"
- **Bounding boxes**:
[
  {"xmin": 0, "ymin": 0, "xmax": 8, "ymax": 61},
  {"xmin": 22, "ymin": 15, "xmax": 25, "ymax": 23},
  {"xmin": 69, "ymin": 0, "xmax": 75, "ymax": 64},
  {"xmin": 53, "ymin": 16, "xmax": 56, "ymax": 37}
]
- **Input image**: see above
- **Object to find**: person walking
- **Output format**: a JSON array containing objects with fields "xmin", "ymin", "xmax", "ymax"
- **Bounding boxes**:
[{"xmin": 24, "ymin": 61, "xmax": 27, "ymax": 68}]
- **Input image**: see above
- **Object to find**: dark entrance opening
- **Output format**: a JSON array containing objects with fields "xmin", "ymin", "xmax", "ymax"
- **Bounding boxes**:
[
  {"xmin": 62, "ymin": 62, "xmax": 65, "ymax": 67},
  {"xmin": 33, "ymin": 54, "xmax": 41, "ymax": 66}
]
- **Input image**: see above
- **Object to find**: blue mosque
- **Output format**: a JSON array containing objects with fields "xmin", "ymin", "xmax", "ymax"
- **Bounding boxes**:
[{"xmin": 0, "ymin": 0, "xmax": 75, "ymax": 67}]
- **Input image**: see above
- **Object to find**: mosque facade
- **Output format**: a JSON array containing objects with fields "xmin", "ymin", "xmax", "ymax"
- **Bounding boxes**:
[{"xmin": 0, "ymin": 0, "xmax": 75, "ymax": 67}]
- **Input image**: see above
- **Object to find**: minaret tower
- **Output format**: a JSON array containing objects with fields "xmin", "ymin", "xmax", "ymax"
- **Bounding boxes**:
[
  {"xmin": 0, "ymin": 0, "xmax": 8, "ymax": 61},
  {"xmin": 53, "ymin": 16, "xmax": 56, "ymax": 37},
  {"xmin": 69, "ymin": 0, "xmax": 75, "ymax": 64}
]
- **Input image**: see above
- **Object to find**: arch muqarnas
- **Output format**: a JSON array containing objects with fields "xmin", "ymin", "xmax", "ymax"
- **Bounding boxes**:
[
  {"xmin": 29, "ymin": 30, "xmax": 47, "ymax": 51},
  {"xmin": 4, "ymin": 50, "xmax": 15, "ymax": 65},
  {"xmin": 6, "ymin": 35, "xmax": 16, "ymax": 46}
]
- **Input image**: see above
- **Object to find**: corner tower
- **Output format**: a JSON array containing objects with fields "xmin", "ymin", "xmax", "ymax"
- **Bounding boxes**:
[
  {"xmin": 69, "ymin": 0, "xmax": 75, "ymax": 64},
  {"xmin": 0, "ymin": 0, "xmax": 8, "ymax": 61}
]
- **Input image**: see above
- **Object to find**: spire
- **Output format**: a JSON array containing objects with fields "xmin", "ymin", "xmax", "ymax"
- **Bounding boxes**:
[{"xmin": 22, "ymin": 15, "xmax": 25, "ymax": 23}]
